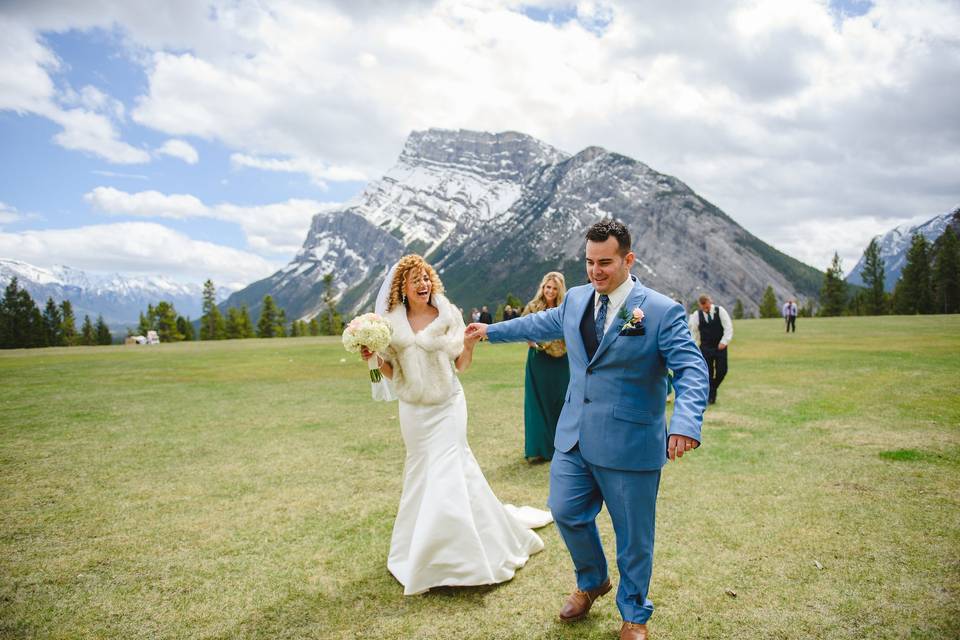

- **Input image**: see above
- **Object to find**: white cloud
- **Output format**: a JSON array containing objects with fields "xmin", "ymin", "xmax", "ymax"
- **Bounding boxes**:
[
  {"xmin": 3, "ymin": 0, "xmax": 959, "ymax": 267},
  {"xmin": 0, "ymin": 202, "xmax": 23, "ymax": 226},
  {"xmin": 0, "ymin": 222, "xmax": 278, "ymax": 289},
  {"xmin": 157, "ymin": 138, "xmax": 199, "ymax": 164},
  {"xmin": 85, "ymin": 186, "xmax": 208, "ymax": 219},
  {"xmin": 230, "ymin": 153, "xmax": 366, "ymax": 187},
  {"xmin": 83, "ymin": 186, "xmax": 334, "ymax": 255}
]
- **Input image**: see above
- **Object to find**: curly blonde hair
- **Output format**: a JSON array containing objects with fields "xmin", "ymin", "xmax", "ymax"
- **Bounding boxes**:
[
  {"xmin": 388, "ymin": 254, "xmax": 445, "ymax": 311},
  {"xmin": 524, "ymin": 271, "xmax": 566, "ymax": 313}
]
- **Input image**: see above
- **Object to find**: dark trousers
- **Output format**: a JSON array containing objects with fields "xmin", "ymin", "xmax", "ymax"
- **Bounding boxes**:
[
  {"xmin": 785, "ymin": 316, "xmax": 796, "ymax": 332},
  {"xmin": 700, "ymin": 346, "xmax": 728, "ymax": 402}
]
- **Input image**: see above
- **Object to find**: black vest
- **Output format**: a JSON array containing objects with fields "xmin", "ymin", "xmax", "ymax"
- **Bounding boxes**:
[
  {"xmin": 579, "ymin": 294, "xmax": 600, "ymax": 360},
  {"xmin": 698, "ymin": 308, "xmax": 723, "ymax": 348}
]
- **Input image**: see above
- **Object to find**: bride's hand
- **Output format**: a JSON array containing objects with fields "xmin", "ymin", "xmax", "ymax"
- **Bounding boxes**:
[{"xmin": 463, "ymin": 331, "xmax": 482, "ymax": 348}]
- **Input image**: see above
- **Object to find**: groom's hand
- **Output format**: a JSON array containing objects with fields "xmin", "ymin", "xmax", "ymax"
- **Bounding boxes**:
[
  {"xmin": 465, "ymin": 323, "xmax": 489, "ymax": 341},
  {"xmin": 667, "ymin": 434, "xmax": 699, "ymax": 461}
]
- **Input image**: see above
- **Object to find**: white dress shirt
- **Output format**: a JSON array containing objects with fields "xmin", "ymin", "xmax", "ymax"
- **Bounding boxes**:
[
  {"xmin": 688, "ymin": 304, "xmax": 733, "ymax": 346},
  {"xmin": 593, "ymin": 276, "xmax": 636, "ymax": 333}
]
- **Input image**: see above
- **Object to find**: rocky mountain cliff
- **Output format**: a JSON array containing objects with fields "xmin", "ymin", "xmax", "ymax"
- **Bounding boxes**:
[
  {"xmin": 0, "ymin": 259, "xmax": 215, "ymax": 327},
  {"xmin": 224, "ymin": 129, "xmax": 823, "ymax": 319},
  {"xmin": 847, "ymin": 206, "xmax": 960, "ymax": 291}
]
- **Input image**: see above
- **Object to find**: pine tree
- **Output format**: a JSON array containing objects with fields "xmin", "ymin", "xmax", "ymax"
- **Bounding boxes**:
[
  {"xmin": 153, "ymin": 301, "xmax": 184, "ymax": 342},
  {"xmin": 80, "ymin": 315, "xmax": 95, "ymax": 346},
  {"xmin": 226, "ymin": 306, "xmax": 255, "ymax": 339},
  {"xmin": 200, "ymin": 279, "xmax": 226, "ymax": 340},
  {"xmin": 290, "ymin": 319, "xmax": 301, "ymax": 337},
  {"xmin": 60, "ymin": 300, "xmax": 77, "ymax": 346},
  {"xmin": 1, "ymin": 280, "xmax": 45, "ymax": 348},
  {"xmin": 276, "ymin": 309, "xmax": 288, "ymax": 338},
  {"xmin": 257, "ymin": 296, "xmax": 279, "ymax": 338},
  {"xmin": 317, "ymin": 273, "xmax": 343, "ymax": 335},
  {"xmin": 860, "ymin": 237, "xmax": 887, "ymax": 315},
  {"xmin": 732, "ymin": 299, "xmax": 744, "ymax": 320},
  {"xmin": 95, "ymin": 315, "xmax": 112, "ymax": 345},
  {"xmin": 138, "ymin": 306, "xmax": 153, "ymax": 336},
  {"xmin": 43, "ymin": 298, "xmax": 64, "ymax": 346},
  {"xmin": 819, "ymin": 252, "xmax": 847, "ymax": 317},
  {"xmin": 932, "ymin": 227, "xmax": 960, "ymax": 313},
  {"xmin": 759, "ymin": 286, "xmax": 779, "ymax": 318},
  {"xmin": 177, "ymin": 316, "xmax": 196, "ymax": 341},
  {"xmin": 308, "ymin": 317, "xmax": 320, "ymax": 336},
  {"xmin": 893, "ymin": 233, "xmax": 933, "ymax": 314}
]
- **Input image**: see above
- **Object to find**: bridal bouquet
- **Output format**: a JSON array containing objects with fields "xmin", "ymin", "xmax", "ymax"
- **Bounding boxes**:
[{"xmin": 342, "ymin": 313, "xmax": 393, "ymax": 382}]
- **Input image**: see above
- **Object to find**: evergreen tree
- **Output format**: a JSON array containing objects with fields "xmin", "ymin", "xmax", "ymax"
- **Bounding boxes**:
[
  {"xmin": 308, "ymin": 317, "xmax": 320, "ymax": 336},
  {"xmin": 819, "ymin": 253, "xmax": 847, "ymax": 317},
  {"xmin": 200, "ymin": 279, "xmax": 226, "ymax": 340},
  {"xmin": 177, "ymin": 316, "xmax": 196, "ymax": 341},
  {"xmin": 799, "ymin": 299, "xmax": 815, "ymax": 317},
  {"xmin": 138, "ymin": 305, "xmax": 153, "ymax": 336},
  {"xmin": 290, "ymin": 319, "xmax": 301, "ymax": 337},
  {"xmin": 276, "ymin": 309, "xmax": 288, "ymax": 338},
  {"xmin": 932, "ymin": 227, "xmax": 960, "ymax": 313},
  {"xmin": 317, "ymin": 273, "xmax": 343, "ymax": 335},
  {"xmin": 80, "ymin": 315, "xmax": 95, "ymax": 345},
  {"xmin": 94, "ymin": 315, "xmax": 112, "ymax": 345},
  {"xmin": 226, "ymin": 305, "xmax": 255, "ymax": 339},
  {"xmin": 43, "ymin": 298, "xmax": 63, "ymax": 346},
  {"xmin": 153, "ymin": 301, "xmax": 184, "ymax": 342},
  {"xmin": 0, "ymin": 279, "xmax": 45, "ymax": 348},
  {"xmin": 860, "ymin": 237, "xmax": 887, "ymax": 315},
  {"xmin": 759, "ymin": 286, "xmax": 779, "ymax": 318},
  {"xmin": 60, "ymin": 300, "xmax": 77, "ymax": 346},
  {"xmin": 732, "ymin": 299, "xmax": 744, "ymax": 320},
  {"xmin": 505, "ymin": 292, "xmax": 522, "ymax": 310},
  {"xmin": 257, "ymin": 295, "xmax": 279, "ymax": 338},
  {"xmin": 892, "ymin": 233, "xmax": 933, "ymax": 314}
]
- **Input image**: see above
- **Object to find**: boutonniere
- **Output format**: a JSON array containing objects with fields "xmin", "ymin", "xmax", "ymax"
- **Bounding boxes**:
[{"xmin": 619, "ymin": 306, "xmax": 644, "ymax": 331}]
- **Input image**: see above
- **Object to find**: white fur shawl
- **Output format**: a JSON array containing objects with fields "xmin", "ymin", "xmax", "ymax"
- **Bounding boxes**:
[{"xmin": 382, "ymin": 293, "xmax": 465, "ymax": 405}]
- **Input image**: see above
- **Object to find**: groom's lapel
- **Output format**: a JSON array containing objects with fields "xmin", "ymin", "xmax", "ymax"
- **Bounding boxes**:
[
  {"xmin": 591, "ymin": 278, "xmax": 647, "ymax": 363},
  {"xmin": 569, "ymin": 287, "xmax": 593, "ymax": 364}
]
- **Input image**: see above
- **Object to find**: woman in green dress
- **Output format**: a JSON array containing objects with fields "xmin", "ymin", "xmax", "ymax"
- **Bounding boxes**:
[{"xmin": 521, "ymin": 272, "xmax": 569, "ymax": 462}]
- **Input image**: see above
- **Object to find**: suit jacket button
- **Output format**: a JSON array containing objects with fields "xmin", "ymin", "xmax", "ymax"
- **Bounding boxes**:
[{"xmin": 584, "ymin": 398, "xmax": 591, "ymax": 404}]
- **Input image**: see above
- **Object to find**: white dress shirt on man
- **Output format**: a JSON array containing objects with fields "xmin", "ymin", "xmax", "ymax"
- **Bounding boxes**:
[{"xmin": 688, "ymin": 304, "xmax": 733, "ymax": 346}]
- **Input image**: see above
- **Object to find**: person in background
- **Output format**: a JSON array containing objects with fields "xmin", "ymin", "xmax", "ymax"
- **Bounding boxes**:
[
  {"xmin": 470, "ymin": 307, "xmax": 481, "ymax": 323},
  {"xmin": 518, "ymin": 272, "xmax": 569, "ymax": 462},
  {"xmin": 479, "ymin": 305, "xmax": 494, "ymax": 324},
  {"xmin": 782, "ymin": 298, "xmax": 798, "ymax": 333},
  {"xmin": 688, "ymin": 294, "xmax": 733, "ymax": 405},
  {"xmin": 503, "ymin": 304, "xmax": 520, "ymax": 321}
]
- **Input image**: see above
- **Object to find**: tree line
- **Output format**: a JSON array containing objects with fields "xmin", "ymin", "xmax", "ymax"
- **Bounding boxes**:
[
  {"xmin": 0, "ymin": 278, "xmax": 112, "ymax": 349},
  {"xmin": 718, "ymin": 226, "xmax": 959, "ymax": 320},
  {"xmin": 0, "ymin": 272, "xmax": 346, "ymax": 349}
]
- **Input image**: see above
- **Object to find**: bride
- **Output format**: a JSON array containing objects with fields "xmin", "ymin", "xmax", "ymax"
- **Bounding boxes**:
[{"xmin": 361, "ymin": 254, "xmax": 552, "ymax": 595}]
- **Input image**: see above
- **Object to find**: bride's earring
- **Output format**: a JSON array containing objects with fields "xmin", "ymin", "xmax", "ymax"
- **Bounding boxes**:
[{"xmin": 402, "ymin": 293, "xmax": 407, "ymax": 305}]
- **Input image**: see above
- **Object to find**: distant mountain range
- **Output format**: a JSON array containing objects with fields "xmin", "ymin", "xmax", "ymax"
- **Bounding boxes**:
[
  {"xmin": 0, "ymin": 259, "xmax": 225, "ymax": 327},
  {"xmin": 223, "ymin": 128, "xmax": 824, "ymax": 319},
  {"xmin": 847, "ymin": 206, "xmax": 960, "ymax": 291}
]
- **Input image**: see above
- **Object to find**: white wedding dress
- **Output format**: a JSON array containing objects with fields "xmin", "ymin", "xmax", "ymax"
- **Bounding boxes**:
[{"xmin": 381, "ymin": 294, "xmax": 552, "ymax": 595}]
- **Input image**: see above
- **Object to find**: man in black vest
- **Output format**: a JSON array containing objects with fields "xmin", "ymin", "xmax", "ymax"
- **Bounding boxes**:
[{"xmin": 688, "ymin": 294, "xmax": 733, "ymax": 404}]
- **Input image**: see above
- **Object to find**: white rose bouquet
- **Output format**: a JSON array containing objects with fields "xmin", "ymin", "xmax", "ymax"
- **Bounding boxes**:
[{"xmin": 342, "ymin": 313, "xmax": 393, "ymax": 382}]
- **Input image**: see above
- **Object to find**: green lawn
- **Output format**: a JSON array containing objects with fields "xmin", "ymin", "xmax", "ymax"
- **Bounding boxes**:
[{"xmin": 1, "ymin": 316, "xmax": 958, "ymax": 639}]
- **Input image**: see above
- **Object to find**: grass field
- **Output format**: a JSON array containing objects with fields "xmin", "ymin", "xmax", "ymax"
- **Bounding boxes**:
[{"xmin": 1, "ymin": 315, "xmax": 959, "ymax": 639}]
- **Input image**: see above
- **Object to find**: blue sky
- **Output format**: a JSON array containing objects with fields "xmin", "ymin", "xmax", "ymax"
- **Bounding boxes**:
[{"xmin": 1, "ymin": 0, "xmax": 957, "ymax": 288}]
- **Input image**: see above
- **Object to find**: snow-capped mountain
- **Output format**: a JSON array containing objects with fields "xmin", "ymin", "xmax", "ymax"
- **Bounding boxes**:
[
  {"xmin": 0, "ymin": 259, "xmax": 219, "ymax": 326},
  {"xmin": 224, "ymin": 128, "xmax": 824, "ymax": 319},
  {"xmin": 847, "ymin": 207, "xmax": 960, "ymax": 291}
]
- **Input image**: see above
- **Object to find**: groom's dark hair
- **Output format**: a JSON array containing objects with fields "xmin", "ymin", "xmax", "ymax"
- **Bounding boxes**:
[{"xmin": 586, "ymin": 218, "xmax": 632, "ymax": 256}]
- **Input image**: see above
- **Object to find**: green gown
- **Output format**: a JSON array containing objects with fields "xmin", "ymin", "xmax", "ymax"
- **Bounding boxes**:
[{"xmin": 523, "ymin": 345, "xmax": 570, "ymax": 460}]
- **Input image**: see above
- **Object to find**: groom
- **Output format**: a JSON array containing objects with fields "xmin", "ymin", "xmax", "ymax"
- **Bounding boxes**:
[{"xmin": 466, "ymin": 219, "xmax": 708, "ymax": 640}]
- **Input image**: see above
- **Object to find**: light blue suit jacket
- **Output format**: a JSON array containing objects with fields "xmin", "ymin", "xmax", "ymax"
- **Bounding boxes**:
[{"xmin": 487, "ymin": 277, "xmax": 709, "ymax": 471}]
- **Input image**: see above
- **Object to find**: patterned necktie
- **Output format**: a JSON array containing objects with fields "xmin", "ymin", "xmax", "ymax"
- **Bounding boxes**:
[{"xmin": 595, "ymin": 294, "xmax": 610, "ymax": 343}]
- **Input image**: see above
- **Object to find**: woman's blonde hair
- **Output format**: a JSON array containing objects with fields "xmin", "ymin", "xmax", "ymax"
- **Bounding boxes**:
[
  {"xmin": 388, "ymin": 254, "xmax": 445, "ymax": 311},
  {"xmin": 525, "ymin": 271, "xmax": 566, "ymax": 313}
]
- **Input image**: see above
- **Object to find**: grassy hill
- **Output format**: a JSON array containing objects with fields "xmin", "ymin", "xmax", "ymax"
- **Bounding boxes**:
[{"xmin": 1, "ymin": 316, "xmax": 958, "ymax": 639}]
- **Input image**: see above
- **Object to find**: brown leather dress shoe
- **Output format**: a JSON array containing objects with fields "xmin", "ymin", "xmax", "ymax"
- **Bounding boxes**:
[
  {"xmin": 620, "ymin": 621, "xmax": 649, "ymax": 639},
  {"xmin": 558, "ymin": 578, "xmax": 612, "ymax": 622}
]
